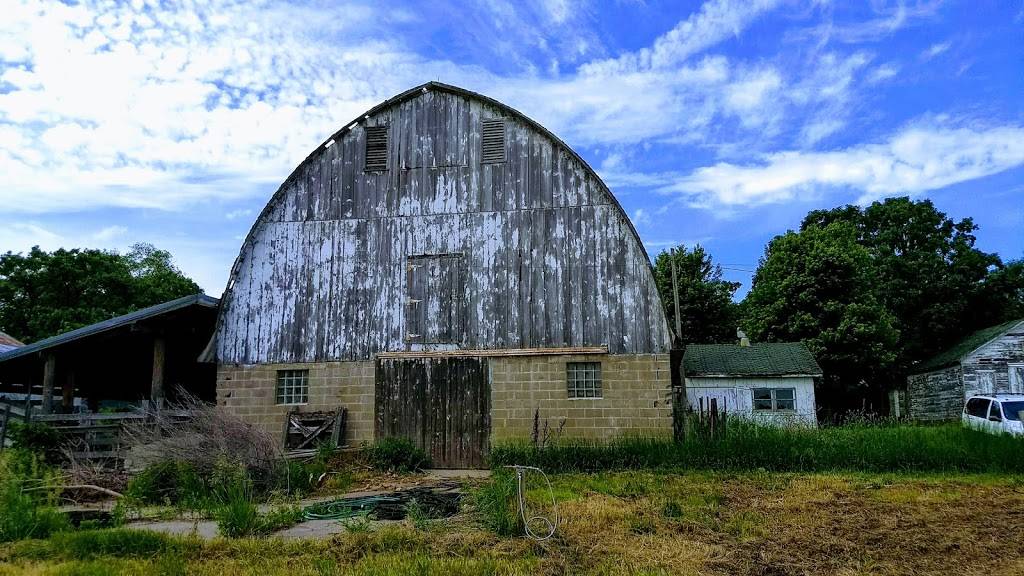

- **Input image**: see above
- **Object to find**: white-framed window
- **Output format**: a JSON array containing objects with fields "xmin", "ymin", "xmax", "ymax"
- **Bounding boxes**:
[
  {"xmin": 276, "ymin": 369, "xmax": 309, "ymax": 405},
  {"xmin": 567, "ymin": 362, "xmax": 602, "ymax": 399},
  {"xmin": 1010, "ymin": 365, "xmax": 1024, "ymax": 394},
  {"xmin": 752, "ymin": 388, "xmax": 795, "ymax": 412},
  {"xmin": 976, "ymin": 370, "xmax": 996, "ymax": 395}
]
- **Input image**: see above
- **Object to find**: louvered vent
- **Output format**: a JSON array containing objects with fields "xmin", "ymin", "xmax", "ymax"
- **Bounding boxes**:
[
  {"xmin": 481, "ymin": 119, "xmax": 506, "ymax": 164},
  {"xmin": 364, "ymin": 125, "xmax": 388, "ymax": 171}
]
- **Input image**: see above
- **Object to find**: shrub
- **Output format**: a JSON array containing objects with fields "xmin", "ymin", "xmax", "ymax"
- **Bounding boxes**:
[
  {"xmin": 365, "ymin": 438, "xmax": 431, "ymax": 472},
  {"xmin": 471, "ymin": 471, "xmax": 521, "ymax": 537},
  {"xmin": 124, "ymin": 460, "xmax": 204, "ymax": 507},
  {"xmin": 8, "ymin": 421, "xmax": 63, "ymax": 462},
  {"xmin": 0, "ymin": 449, "xmax": 70, "ymax": 542}
]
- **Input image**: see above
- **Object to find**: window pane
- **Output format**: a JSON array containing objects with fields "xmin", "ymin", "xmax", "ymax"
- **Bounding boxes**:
[
  {"xmin": 567, "ymin": 362, "xmax": 602, "ymax": 399},
  {"xmin": 989, "ymin": 401, "xmax": 1001, "ymax": 420},
  {"xmin": 775, "ymin": 398, "xmax": 795, "ymax": 411},
  {"xmin": 753, "ymin": 389, "xmax": 772, "ymax": 400},
  {"xmin": 774, "ymin": 388, "xmax": 794, "ymax": 400},
  {"xmin": 276, "ymin": 370, "xmax": 309, "ymax": 405}
]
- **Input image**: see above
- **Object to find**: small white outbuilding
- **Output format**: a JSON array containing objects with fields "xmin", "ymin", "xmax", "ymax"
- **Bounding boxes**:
[{"xmin": 682, "ymin": 341, "xmax": 821, "ymax": 427}]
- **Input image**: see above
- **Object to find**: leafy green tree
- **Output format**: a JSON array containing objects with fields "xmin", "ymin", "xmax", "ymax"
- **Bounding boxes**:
[
  {"xmin": 0, "ymin": 243, "xmax": 200, "ymax": 344},
  {"xmin": 743, "ymin": 222, "xmax": 899, "ymax": 412},
  {"xmin": 653, "ymin": 244, "xmax": 741, "ymax": 345},
  {"xmin": 802, "ymin": 197, "xmax": 1014, "ymax": 371}
]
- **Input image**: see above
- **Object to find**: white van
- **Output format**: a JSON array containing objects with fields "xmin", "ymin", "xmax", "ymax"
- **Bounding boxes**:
[{"xmin": 962, "ymin": 395, "xmax": 1024, "ymax": 437}]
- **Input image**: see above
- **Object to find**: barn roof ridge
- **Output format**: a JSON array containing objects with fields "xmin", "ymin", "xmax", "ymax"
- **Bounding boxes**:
[
  {"xmin": 0, "ymin": 293, "xmax": 219, "ymax": 363},
  {"xmin": 910, "ymin": 318, "xmax": 1024, "ymax": 374},
  {"xmin": 683, "ymin": 342, "xmax": 823, "ymax": 378}
]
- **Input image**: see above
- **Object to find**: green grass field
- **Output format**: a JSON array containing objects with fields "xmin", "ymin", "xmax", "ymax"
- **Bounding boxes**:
[{"xmin": 3, "ymin": 469, "xmax": 1024, "ymax": 575}]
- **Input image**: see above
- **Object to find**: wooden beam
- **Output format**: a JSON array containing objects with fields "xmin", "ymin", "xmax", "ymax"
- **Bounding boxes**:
[
  {"xmin": 670, "ymin": 248, "xmax": 682, "ymax": 346},
  {"xmin": 62, "ymin": 371, "xmax": 74, "ymax": 413},
  {"xmin": 151, "ymin": 337, "xmax": 166, "ymax": 408},
  {"xmin": 41, "ymin": 353, "xmax": 56, "ymax": 415},
  {"xmin": 376, "ymin": 346, "xmax": 607, "ymax": 359}
]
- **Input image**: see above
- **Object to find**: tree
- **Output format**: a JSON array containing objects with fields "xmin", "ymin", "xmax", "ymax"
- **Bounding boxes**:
[
  {"xmin": 0, "ymin": 243, "xmax": 201, "ymax": 344},
  {"xmin": 801, "ymin": 197, "xmax": 1014, "ymax": 372},
  {"xmin": 743, "ymin": 222, "xmax": 899, "ymax": 412},
  {"xmin": 653, "ymin": 244, "xmax": 741, "ymax": 345}
]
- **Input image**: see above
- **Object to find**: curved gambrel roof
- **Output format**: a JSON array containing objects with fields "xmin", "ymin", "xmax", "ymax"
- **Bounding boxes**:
[{"xmin": 208, "ymin": 82, "xmax": 669, "ymax": 360}]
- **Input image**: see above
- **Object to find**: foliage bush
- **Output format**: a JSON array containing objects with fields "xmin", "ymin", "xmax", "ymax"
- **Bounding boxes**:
[
  {"xmin": 8, "ymin": 421, "xmax": 63, "ymax": 463},
  {"xmin": 365, "ymin": 438, "xmax": 431, "ymax": 473},
  {"xmin": 488, "ymin": 420, "xmax": 1024, "ymax": 474},
  {"xmin": 0, "ymin": 449, "xmax": 70, "ymax": 542},
  {"xmin": 215, "ymin": 478, "xmax": 260, "ymax": 538}
]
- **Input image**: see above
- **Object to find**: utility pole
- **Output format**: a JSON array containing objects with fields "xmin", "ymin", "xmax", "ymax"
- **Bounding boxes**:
[{"xmin": 670, "ymin": 248, "xmax": 683, "ymax": 346}]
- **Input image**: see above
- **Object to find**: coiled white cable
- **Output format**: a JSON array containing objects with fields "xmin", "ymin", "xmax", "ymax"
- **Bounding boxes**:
[{"xmin": 505, "ymin": 465, "xmax": 558, "ymax": 541}]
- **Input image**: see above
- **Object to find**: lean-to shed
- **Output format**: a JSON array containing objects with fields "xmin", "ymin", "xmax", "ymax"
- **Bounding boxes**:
[{"xmin": 208, "ymin": 82, "xmax": 673, "ymax": 467}]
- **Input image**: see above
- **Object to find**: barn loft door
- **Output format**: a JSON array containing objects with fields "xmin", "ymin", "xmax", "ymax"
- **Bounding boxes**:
[
  {"xmin": 406, "ymin": 254, "xmax": 464, "ymax": 344},
  {"xmin": 374, "ymin": 357, "xmax": 490, "ymax": 469}
]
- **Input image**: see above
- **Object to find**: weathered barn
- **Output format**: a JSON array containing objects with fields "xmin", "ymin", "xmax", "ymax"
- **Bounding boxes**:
[
  {"xmin": 208, "ymin": 82, "xmax": 673, "ymax": 467},
  {"xmin": 682, "ymin": 342, "xmax": 821, "ymax": 427},
  {"xmin": 906, "ymin": 319, "xmax": 1024, "ymax": 421}
]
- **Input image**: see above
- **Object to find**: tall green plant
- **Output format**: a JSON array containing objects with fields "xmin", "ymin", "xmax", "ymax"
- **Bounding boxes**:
[{"xmin": 0, "ymin": 449, "xmax": 69, "ymax": 542}]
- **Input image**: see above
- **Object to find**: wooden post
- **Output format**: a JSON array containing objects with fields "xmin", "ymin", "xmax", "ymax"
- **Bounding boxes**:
[
  {"xmin": 62, "ymin": 371, "xmax": 75, "ymax": 413},
  {"xmin": 41, "ymin": 353, "xmax": 56, "ymax": 415},
  {"xmin": 670, "ymin": 248, "xmax": 683, "ymax": 346},
  {"xmin": 151, "ymin": 337, "xmax": 166, "ymax": 409},
  {"xmin": 0, "ymin": 403, "xmax": 10, "ymax": 449}
]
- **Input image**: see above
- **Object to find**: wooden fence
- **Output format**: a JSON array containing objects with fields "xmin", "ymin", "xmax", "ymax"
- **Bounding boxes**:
[{"xmin": 0, "ymin": 398, "xmax": 191, "ymax": 462}]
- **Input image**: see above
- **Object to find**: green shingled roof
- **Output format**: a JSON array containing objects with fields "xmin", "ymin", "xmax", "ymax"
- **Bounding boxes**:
[
  {"xmin": 683, "ymin": 342, "xmax": 822, "ymax": 377},
  {"xmin": 912, "ymin": 319, "xmax": 1024, "ymax": 374}
]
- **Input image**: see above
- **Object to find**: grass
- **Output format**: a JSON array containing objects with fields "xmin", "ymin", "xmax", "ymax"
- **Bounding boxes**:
[
  {"xmin": 489, "ymin": 421, "xmax": 1024, "ymax": 473},
  {"xmin": 3, "ymin": 470, "xmax": 1024, "ymax": 574},
  {"xmin": 0, "ymin": 450, "xmax": 70, "ymax": 543}
]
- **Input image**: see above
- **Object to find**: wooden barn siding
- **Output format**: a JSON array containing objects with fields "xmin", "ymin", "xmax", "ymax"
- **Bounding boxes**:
[
  {"xmin": 962, "ymin": 323, "xmax": 1024, "ymax": 396},
  {"xmin": 907, "ymin": 366, "xmax": 963, "ymax": 421},
  {"xmin": 217, "ymin": 91, "xmax": 670, "ymax": 364}
]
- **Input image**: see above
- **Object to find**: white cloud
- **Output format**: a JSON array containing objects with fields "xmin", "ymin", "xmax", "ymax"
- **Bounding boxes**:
[
  {"xmin": 632, "ymin": 208, "xmax": 652, "ymax": 227},
  {"xmin": 663, "ymin": 123, "xmax": 1024, "ymax": 206},
  {"xmin": 868, "ymin": 62, "xmax": 900, "ymax": 83},
  {"xmin": 225, "ymin": 209, "xmax": 253, "ymax": 221},
  {"xmin": 921, "ymin": 41, "xmax": 951, "ymax": 60},
  {"xmin": 93, "ymin": 225, "xmax": 128, "ymax": 242}
]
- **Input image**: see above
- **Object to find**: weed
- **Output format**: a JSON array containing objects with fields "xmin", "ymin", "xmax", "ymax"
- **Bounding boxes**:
[
  {"xmin": 313, "ymin": 557, "xmax": 340, "ymax": 576},
  {"xmin": 471, "ymin": 471, "xmax": 521, "ymax": 537},
  {"xmin": 489, "ymin": 421, "xmax": 1024, "ymax": 474},
  {"xmin": 660, "ymin": 500, "xmax": 683, "ymax": 519},
  {"xmin": 259, "ymin": 505, "xmax": 304, "ymax": 533},
  {"xmin": 49, "ymin": 528, "xmax": 188, "ymax": 559},
  {"xmin": 404, "ymin": 498, "xmax": 430, "ymax": 530},
  {"xmin": 7, "ymin": 421, "xmax": 62, "ymax": 463},
  {"xmin": 342, "ymin": 513, "xmax": 373, "ymax": 533},
  {"xmin": 215, "ymin": 477, "xmax": 260, "ymax": 538},
  {"xmin": 365, "ymin": 437, "xmax": 431, "ymax": 472},
  {"xmin": 0, "ymin": 449, "xmax": 70, "ymax": 542},
  {"xmin": 628, "ymin": 514, "xmax": 657, "ymax": 535}
]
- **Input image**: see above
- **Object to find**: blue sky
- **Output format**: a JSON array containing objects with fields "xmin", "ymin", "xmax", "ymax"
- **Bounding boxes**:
[{"xmin": 1, "ymin": 0, "xmax": 1022, "ymax": 297}]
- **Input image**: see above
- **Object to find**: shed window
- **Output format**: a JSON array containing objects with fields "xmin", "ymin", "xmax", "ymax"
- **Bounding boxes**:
[
  {"xmin": 276, "ymin": 370, "xmax": 309, "ymax": 405},
  {"xmin": 481, "ymin": 119, "xmax": 506, "ymax": 164},
  {"xmin": 364, "ymin": 125, "xmax": 388, "ymax": 171},
  {"xmin": 1009, "ymin": 365, "xmax": 1024, "ymax": 394},
  {"xmin": 752, "ymin": 388, "xmax": 795, "ymax": 412},
  {"xmin": 567, "ymin": 362, "xmax": 602, "ymax": 399}
]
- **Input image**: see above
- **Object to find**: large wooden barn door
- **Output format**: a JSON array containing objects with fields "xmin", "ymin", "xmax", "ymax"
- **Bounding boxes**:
[{"xmin": 374, "ymin": 357, "xmax": 490, "ymax": 468}]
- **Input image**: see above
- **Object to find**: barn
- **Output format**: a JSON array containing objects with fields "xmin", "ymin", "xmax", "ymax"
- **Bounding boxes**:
[
  {"xmin": 906, "ymin": 318, "xmax": 1024, "ymax": 421},
  {"xmin": 206, "ymin": 82, "xmax": 673, "ymax": 467},
  {"xmin": 682, "ymin": 342, "xmax": 821, "ymax": 427}
]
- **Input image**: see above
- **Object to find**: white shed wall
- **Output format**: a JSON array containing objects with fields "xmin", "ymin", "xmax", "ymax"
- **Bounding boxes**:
[{"xmin": 684, "ymin": 376, "xmax": 817, "ymax": 427}]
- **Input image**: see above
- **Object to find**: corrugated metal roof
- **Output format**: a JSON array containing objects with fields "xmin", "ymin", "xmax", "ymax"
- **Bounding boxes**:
[
  {"xmin": 683, "ymin": 342, "xmax": 822, "ymax": 377},
  {"xmin": 910, "ymin": 318, "xmax": 1024, "ymax": 374},
  {"xmin": 0, "ymin": 294, "xmax": 218, "ymax": 363}
]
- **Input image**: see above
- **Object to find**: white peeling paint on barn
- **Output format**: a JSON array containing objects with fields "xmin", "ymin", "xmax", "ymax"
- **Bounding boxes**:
[{"xmin": 209, "ymin": 82, "xmax": 672, "ymax": 364}]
